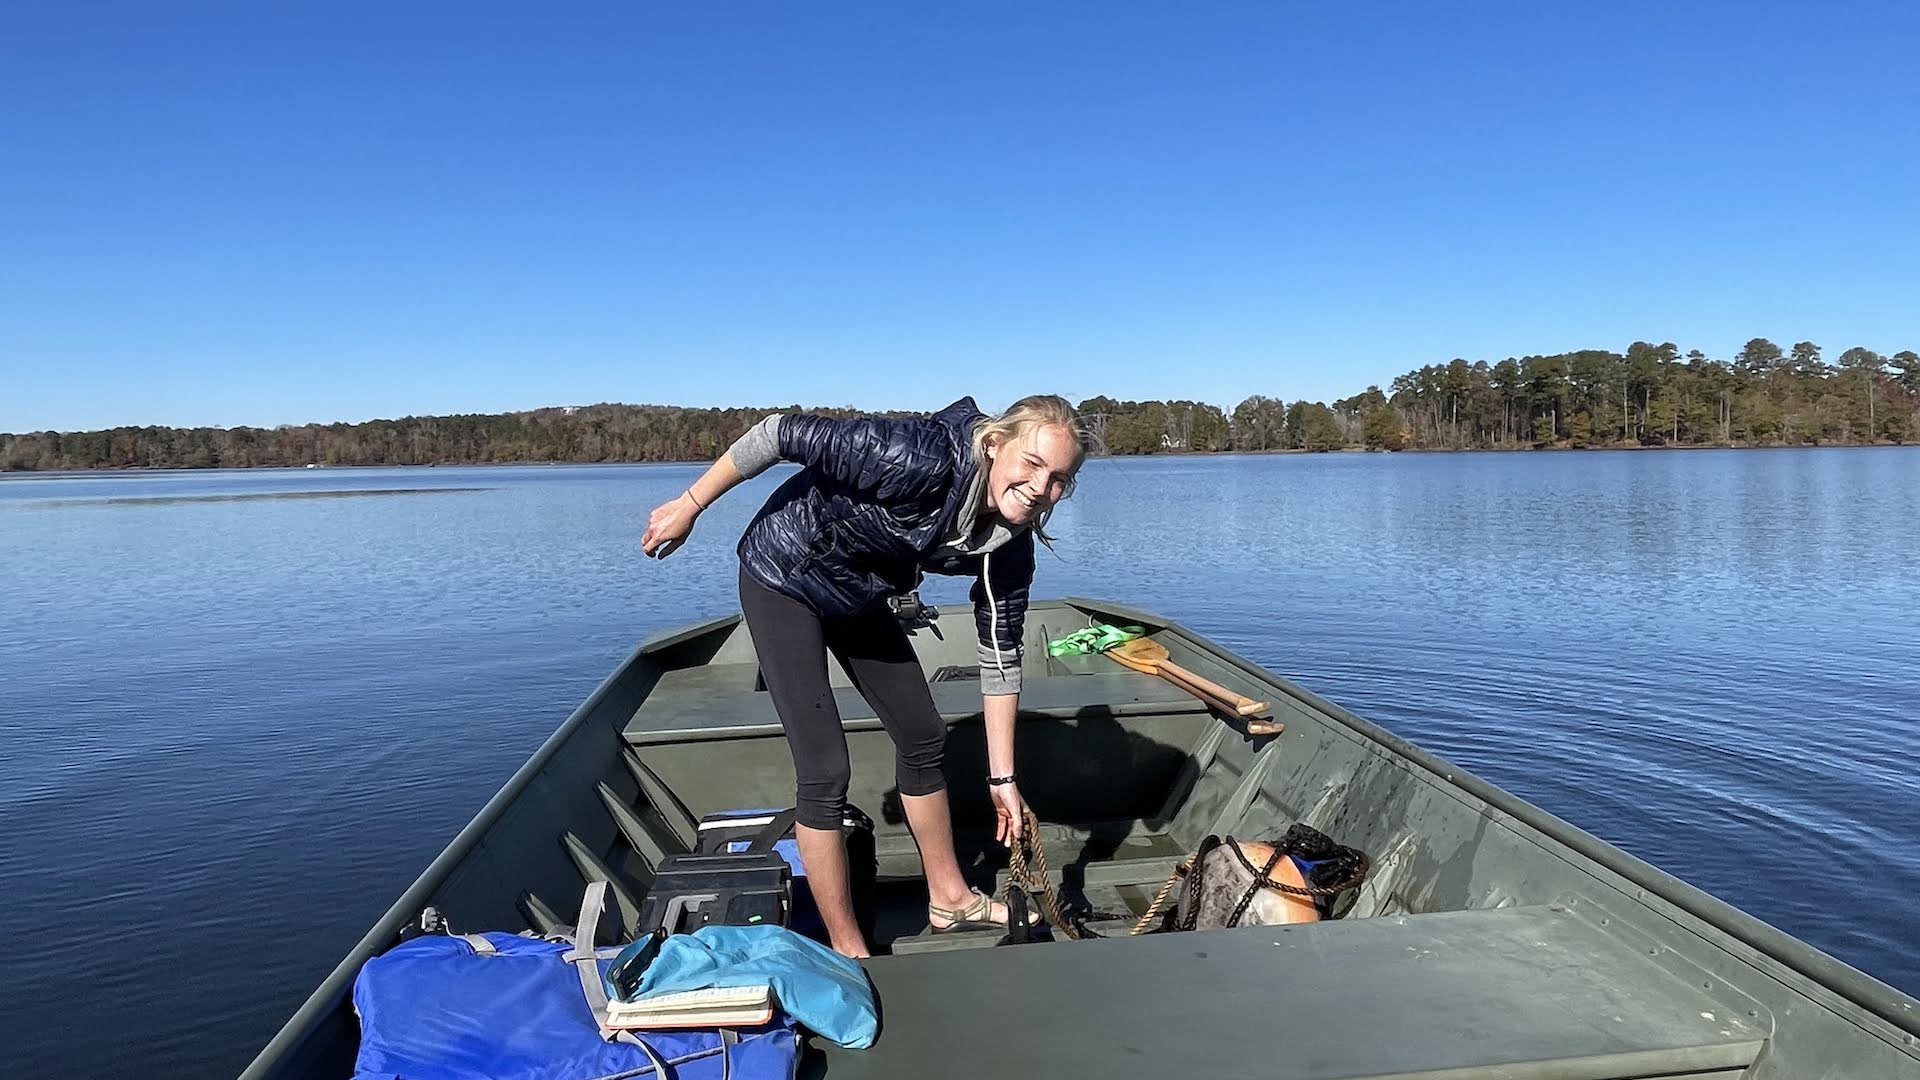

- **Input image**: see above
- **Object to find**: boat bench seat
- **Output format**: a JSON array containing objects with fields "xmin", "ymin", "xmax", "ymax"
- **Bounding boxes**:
[
  {"xmin": 822, "ymin": 904, "xmax": 1767, "ymax": 1080},
  {"xmin": 624, "ymin": 667, "xmax": 1209, "ymax": 745}
]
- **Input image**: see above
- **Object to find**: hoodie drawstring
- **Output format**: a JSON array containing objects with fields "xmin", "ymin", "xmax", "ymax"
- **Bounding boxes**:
[{"xmin": 983, "ymin": 548, "xmax": 1006, "ymax": 679}]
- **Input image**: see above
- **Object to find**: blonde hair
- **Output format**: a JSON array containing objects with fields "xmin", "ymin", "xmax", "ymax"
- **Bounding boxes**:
[{"xmin": 969, "ymin": 394, "xmax": 1103, "ymax": 544}]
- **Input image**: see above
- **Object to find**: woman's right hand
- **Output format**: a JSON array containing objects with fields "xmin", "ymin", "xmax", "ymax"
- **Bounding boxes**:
[{"xmin": 640, "ymin": 492, "xmax": 702, "ymax": 559}]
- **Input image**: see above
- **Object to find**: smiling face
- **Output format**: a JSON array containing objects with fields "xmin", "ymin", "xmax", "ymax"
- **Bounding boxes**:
[{"xmin": 983, "ymin": 422, "xmax": 1084, "ymax": 526}]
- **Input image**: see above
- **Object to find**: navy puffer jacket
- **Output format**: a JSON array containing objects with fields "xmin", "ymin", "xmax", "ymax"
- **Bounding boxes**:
[{"xmin": 736, "ymin": 397, "xmax": 1033, "ymax": 670}]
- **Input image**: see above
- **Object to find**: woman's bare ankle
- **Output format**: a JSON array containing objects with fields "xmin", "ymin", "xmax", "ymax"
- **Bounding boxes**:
[
  {"xmin": 929, "ymin": 893, "xmax": 1007, "ymax": 928},
  {"xmin": 929, "ymin": 888, "xmax": 977, "ymax": 913}
]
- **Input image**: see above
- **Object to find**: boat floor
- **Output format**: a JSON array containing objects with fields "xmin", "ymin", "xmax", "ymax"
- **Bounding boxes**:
[
  {"xmin": 618, "ymin": 659, "xmax": 1221, "ymax": 952},
  {"xmin": 618, "ymin": 656, "xmax": 1772, "ymax": 1077},
  {"xmin": 856, "ymin": 835, "xmax": 1185, "ymax": 956}
]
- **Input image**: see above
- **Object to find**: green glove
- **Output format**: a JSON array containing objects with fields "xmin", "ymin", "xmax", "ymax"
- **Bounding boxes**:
[{"xmin": 1046, "ymin": 623, "xmax": 1147, "ymax": 657}]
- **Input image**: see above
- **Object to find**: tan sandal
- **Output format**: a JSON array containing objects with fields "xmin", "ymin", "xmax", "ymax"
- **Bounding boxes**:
[{"xmin": 928, "ymin": 888, "xmax": 1041, "ymax": 934}]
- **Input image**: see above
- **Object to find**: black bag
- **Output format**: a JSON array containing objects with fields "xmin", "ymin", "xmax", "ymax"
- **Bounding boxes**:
[
  {"xmin": 693, "ymin": 807, "xmax": 877, "ymax": 942},
  {"xmin": 637, "ymin": 815, "xmax": 793, "ymax": 935}
]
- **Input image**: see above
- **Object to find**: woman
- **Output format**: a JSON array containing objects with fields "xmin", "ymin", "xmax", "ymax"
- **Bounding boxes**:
[{"xmin": 640, "ymin": 395, "xmax": 1096, "ymax": 958}]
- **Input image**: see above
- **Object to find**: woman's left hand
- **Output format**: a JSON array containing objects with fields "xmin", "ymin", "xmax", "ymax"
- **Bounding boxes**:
[{"xmin": 992, "ymin": 781, "xmax": 1027, "ymax": 847}]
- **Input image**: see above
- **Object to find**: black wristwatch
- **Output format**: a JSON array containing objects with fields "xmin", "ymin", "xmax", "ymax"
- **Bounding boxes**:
[{"xmin": 987, "ymin": 774, "xmax": 1016, "ymax": 786}]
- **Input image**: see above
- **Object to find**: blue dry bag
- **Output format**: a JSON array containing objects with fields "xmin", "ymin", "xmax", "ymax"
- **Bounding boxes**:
[{"xmin": 351, "ymin": 882, "xmax": 802, "ymax": 1080}]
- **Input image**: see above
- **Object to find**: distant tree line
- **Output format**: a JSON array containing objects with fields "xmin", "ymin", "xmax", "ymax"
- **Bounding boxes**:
[
  {"xmin": 1090, "ymin": 337, "xmax": 1919, "ymax": 454},
  {"xmin": 0, "ymin": 404, "xmax": 868, "ymax": 471},
  {"xmin": 5, "ymin": 338, "xmax": 1917, "ymax": 470}
]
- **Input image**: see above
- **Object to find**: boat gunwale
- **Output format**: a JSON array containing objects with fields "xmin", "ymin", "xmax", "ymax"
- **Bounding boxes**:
[
  {"xmin": 237, "ymin": 616, "xmax": 733, "ymax": 1080},
  {"xmin": 1063, "ymin": 594, "xmax": 1920, "ymax": 1044}
]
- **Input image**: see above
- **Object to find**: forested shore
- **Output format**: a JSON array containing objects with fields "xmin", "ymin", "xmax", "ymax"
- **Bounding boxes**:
[{"xmin": 7, "ymin": 338, "xmax": 1916, "ymax": 470}]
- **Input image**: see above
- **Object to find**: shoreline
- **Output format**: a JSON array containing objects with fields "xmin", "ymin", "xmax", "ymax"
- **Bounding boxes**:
[{"xmin": 3, "ymin": 440, "xmax": 1915, "ymax": 475}]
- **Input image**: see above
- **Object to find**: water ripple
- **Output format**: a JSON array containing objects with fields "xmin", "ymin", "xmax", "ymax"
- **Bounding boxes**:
[{"xmin": 2, "ymin": 452, "xmax": 1917, "ymax": 1078}]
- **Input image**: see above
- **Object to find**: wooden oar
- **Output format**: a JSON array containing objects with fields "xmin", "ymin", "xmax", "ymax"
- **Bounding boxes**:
[
  {"xmin": 1105, "ymin": 648, "xmax": 1237, "ymax": 711},
  {"xmin": 1106, "ymin": 638, "xmax": 1269, "ymax": 716},
  {"xmin": 1105, "ymin": 645, "xmax": 1284, "ymax": 736}
]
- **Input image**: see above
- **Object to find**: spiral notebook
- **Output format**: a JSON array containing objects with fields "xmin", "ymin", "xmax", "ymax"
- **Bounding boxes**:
[{"xmin": 603, "ymin": 984, "xmax": 775, "ymax": 1030}]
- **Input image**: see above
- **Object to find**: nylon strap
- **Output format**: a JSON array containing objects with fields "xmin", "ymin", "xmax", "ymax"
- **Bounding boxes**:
[
  {"xmin": 566, "ymin": 880, "xmax": 734, "ymax": 1077},
  {"xmin": 613, "ymin": 1029, "xmax": 671, "ymax": 1075},
  {"xmin": 565, "ymin": 881, "xmax": 618, "ymax": 1040}
]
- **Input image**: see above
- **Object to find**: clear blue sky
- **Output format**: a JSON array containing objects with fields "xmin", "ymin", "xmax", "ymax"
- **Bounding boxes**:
[{"xmin": 3, "ymin": 2, "xmax": 1915, "ymax": 433}]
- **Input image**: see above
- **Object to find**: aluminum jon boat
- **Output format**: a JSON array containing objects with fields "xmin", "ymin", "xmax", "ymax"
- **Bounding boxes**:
[{"xmin": 242, "ymin": 597, "xmax": 1920, "ymax": 1079}]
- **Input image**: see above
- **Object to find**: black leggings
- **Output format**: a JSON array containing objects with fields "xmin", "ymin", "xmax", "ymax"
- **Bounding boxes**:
[{"xmin": 738, "ymin": 566, "xmax": 948, "ymax": 830}]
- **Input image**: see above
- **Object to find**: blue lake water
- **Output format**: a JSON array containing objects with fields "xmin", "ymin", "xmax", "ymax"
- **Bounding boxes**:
[{"xmin": 3, "ymin": 449, "xmax": 1917, "ymax": 1078}]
